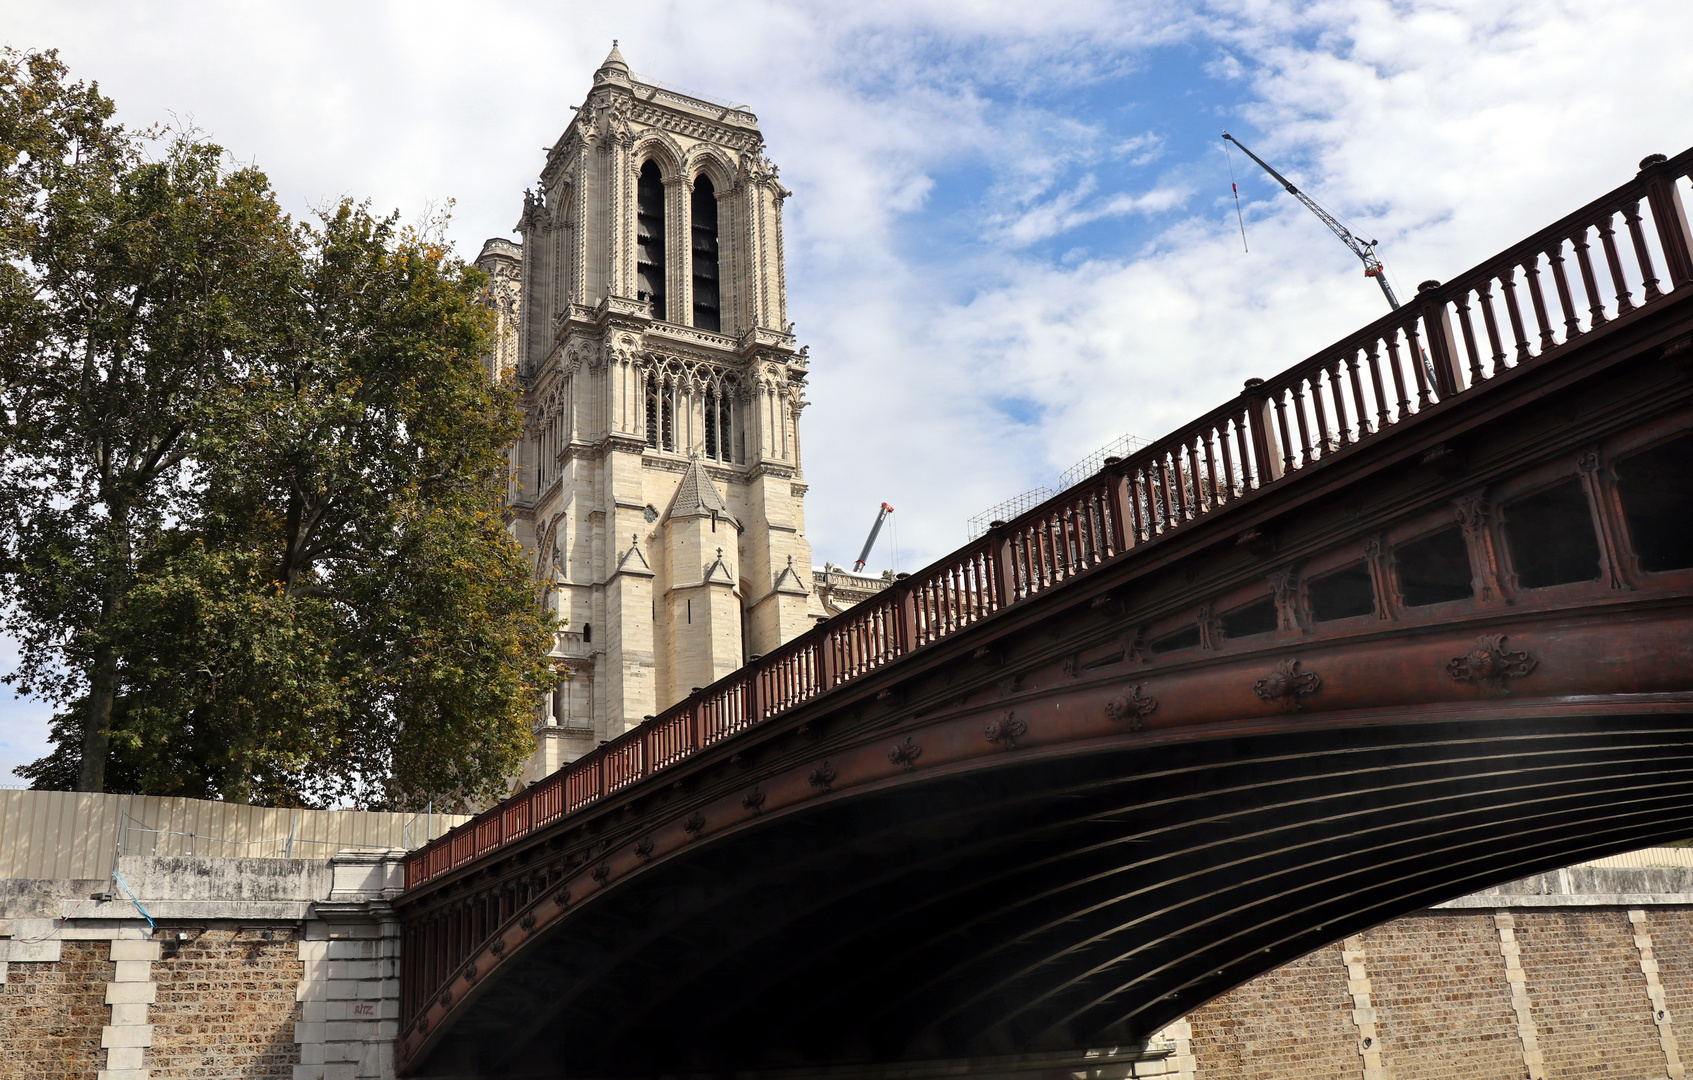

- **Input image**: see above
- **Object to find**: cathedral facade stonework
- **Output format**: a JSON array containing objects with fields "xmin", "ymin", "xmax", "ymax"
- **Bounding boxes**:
[{"xmin": 479, "ymin": 46, "xmax": 827, "ymax": 783}]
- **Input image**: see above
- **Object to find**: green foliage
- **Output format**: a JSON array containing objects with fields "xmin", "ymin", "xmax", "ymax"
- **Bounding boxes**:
[{"xmin": 1, "ymin": 50, "xmax": 553, "ymax": 809}]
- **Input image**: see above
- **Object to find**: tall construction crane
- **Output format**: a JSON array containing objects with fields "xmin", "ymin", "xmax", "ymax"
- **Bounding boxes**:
[
  {"xmin": 853, "ymin": 503, "xmax": 895, "ymax": 573},
  {"xmin": 1222, "ymin": 132, "xmax": 1401, "ymax": 311}
]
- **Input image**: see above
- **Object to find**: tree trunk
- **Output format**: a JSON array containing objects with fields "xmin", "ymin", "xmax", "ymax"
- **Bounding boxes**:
[
  {"xmin": 78, "ymin": 502, "xmax": 131, "ymax": 793},
  {"xmin": 77, "ymin": 639, "xmax": 119, "ymax": 792}
]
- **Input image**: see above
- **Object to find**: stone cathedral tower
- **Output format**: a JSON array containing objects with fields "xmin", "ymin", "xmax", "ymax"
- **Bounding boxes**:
[{"xmin": 481, "ymin": 45, "xmax": 824, "ymax": 783}]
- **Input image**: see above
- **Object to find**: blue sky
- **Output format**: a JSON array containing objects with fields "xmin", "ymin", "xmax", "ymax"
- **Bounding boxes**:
[{"xmin": 4, "ymin": 0, "xmax": 1693, "ymax": 780}]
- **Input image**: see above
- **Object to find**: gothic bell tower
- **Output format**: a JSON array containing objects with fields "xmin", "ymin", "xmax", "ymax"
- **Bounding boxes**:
[{"xmin": 490, "ymin": 44, "xmax": 823, "ymax": 782}]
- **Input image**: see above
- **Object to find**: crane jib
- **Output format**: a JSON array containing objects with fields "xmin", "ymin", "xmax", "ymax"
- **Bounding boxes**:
[{"xmin": 1221, "ymin": 131, "xmax": 1400, "ymax": 312}]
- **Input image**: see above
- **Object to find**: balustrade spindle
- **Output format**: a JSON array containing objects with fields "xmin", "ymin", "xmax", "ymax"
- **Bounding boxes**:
[
  {"xmin": 1343, "ymin": 352, "xmax": 1369, "ymax": 439},
  {"xmin": 1311, "ymin": 369, "xmax": 1333, "ymax": 454},
  {"xmin": 1499, "ymin": 265, "xmax": 1531, "ymax": 365},
  {"xmin": 1404, "ymin": 320, "xmax": 1433, "ymax": 407},
  {"xmin": 1272, "ymin": 393, "xmax": 1295, "ymax": 475},
  {"xmin": 1523, "ymin": 257, "xmax": 1555, "ymax": 351},
  {"xmin": 1572, "ymin": 228, "xmax": 1607, "ymax": 329},
  {"xmin": 1173, "ymin": 446, "xmax": 1192, "ymax": 520},
  {"xmin": 1291, "ymin": 380, "xmax": 1314, "ymax": 466},
  {"xmin": 1476, "ymin": 280, "xmax": 1507, "ymax": 375},
  {"xmin": 1202, "ymin": 432, "xmax": 1220, "ymax": 509},
  {"xmin": 1454, "ymin": 293, "xmax": 1483, "ymax": 387},
  {"xmin": 1231, "ymin": 411, "xmax": 1252, "ymax": 490},
  {"xmin": 1219, "ymin": 420, "xmax": 1239, "ymax": 498},
  {"xmin": 1364, "ymin": 339, "xmax": 1390, "ymax": 430},
  {"xmin": 1384, "ymin": 330, "xmax": 1410, "ymax": 419},
  {"xmin": 1169, "ymin": 452, "xmax": 1187, "ymax": 521},
  {"xmin": 1547, "ymin": 243, "xmax": 1581, "ymax": 341},
  {"xmin": 1325, "ymin": 359, "xmax": 1348, "ymax": 445},
  {"xmin": 1599, "ymin": 213, "xmax": 1635, "ymax": 314},
  {"xmin": 1623, "ymin": 199, "xmax": 1662, "ymax": 301}
]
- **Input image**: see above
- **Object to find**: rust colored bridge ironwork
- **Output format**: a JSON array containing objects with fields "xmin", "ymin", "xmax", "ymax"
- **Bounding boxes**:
[{"xmin": 396, "ymin": 150, "xmax": 1693, "ymax": 1078}]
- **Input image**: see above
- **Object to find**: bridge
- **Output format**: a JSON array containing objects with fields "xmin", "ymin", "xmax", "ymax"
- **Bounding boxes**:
[{"xmin": 395, "ymin": 149, "xmax": 1693, "ymax": 1078}]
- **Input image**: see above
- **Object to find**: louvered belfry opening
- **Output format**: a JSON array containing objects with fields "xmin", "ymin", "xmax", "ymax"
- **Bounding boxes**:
[
  {"xmin": 691, "ymin": 176, "xmax": 720, "ymax": 331},
  {"xmin": 704, "ymin": 388, "xmax": 718, "ymax": 459},
  {"xmin": 637, "ymin": 161, "xmax": 667, "ymax": 320}
]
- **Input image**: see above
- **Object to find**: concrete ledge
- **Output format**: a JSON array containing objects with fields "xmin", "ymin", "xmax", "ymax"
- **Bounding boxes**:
[
  {"xmin": 108, "ymin": 939, "xmax": 159, "ymax": 961},
  {"xmin": 1438, "ymin": 892, "xmax": 1693, "ymax": 909},
  {"xmin": 104, "ymin": 1046, "xmax": 146, "ymax": 1070},
  {"xmin": 105, "ymin": 982, "xmax": 157, "ymax": 1004},
  {"xmin": 0, "ymin": 938, "xmax": 61, "ymax": 962},
  {"xmin": 1433, "ymin": 865, "xmax": 1693, "ymax": 909},
  {"xmin": 72, "ymin": 899, "xmax": 318, "ymax": 920},
  {"xmin": 100, "ymin": 1024, "xmax": 153, "ymax": 1048},
  {"xmin": 111, "ymin": 960, "xmax": 153, "ymax": 982}
]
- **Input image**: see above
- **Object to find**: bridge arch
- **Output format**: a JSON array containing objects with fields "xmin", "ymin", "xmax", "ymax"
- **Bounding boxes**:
[{"xmin": 397, "ymin": 146, "xmax": 1693, "ymax": 1077}]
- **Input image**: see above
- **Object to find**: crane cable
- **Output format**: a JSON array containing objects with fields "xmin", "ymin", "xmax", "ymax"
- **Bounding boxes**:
[{"xmin": 1223, "ymin": 135, "xmax": 1249, "ymax": 253}]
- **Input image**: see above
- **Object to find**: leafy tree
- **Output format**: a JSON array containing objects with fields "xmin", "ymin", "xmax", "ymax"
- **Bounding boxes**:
[
  {"xmin": 0, "ymin": 48, "xmax": 298, "ymax": 793},
  {"xmin": 2, "ymin": 51, "xmax": 553, "ymax": 808}
]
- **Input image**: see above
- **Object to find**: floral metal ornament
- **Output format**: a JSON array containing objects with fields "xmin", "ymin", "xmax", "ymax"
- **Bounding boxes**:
[
  {"xmin": 808, "ymin": 761, "xmax": 837, "ymax": 793},
  {"xmin": 888, "ymin": 737, "xmax": 923, "ymax": 771},
  {"xmin": 1105, "ymin": 685, "xmax": 1157, "ymax": 731},
  {"xmin": 591, "ymin": 862, "xmax": 611, "ymax": 885},
  {"xmin": 985, "ymin": 711, "xmax": 1028, "ymax": 749},
  {"xmin": 519, "ymin": 912, "xmax": 536, "ymax": 932},
  {"xmin": 683, "ymin": 811, "xmax": 706, "ymax": 838},
  {"xmin": 1447, "ymin": 634, "xmax": 1538, "ymax": 697},
  {"xmin": 489, "ymin": 937, "xmax": 506, "ymax": 956},
  {"xmin": 1253, "ymin": 659, "xmax": 1322, "ymax": 711},
  {"xmin": 634, "ymin": 835, "xmax": 654, "ymax": 860},
  {"xmin": 742, "ymin": 787, "xmax": 767, "ymax": 815},
  {"xmin": 552, "ymin": 888, "xmax": 570, "ymax": 909}
]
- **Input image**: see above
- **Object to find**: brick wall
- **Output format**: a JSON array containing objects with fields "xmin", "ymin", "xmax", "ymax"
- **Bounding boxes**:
[
  {"xmin": 1186, "ymin": 945, "xmax": 1359, "ymax": 1079},
  {"xmin": 1362, "ymin": 914, "xmax": 1523, "ymax": 1080},
  {"xmin": 149, "ymin": 927, "xmax": 303, "ymax": 1079},
  {"xmin": 1649, "ymin": 906, "xmax": 1693, "ymax": 1036},
  {"xmin": 1512, "ymin": 909, "xmax": 1663, "ymax": 1079},
  {"xmin": 1178, "ymin": 905, "xmax": 1686, "ymax": 1080},
  {"xmin": 0, "ymin": 939, "xmax": 114, "ymax": 1080}
]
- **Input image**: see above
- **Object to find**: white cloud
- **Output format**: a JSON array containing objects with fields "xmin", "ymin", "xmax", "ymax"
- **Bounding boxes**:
[{"xmin": 3, "ymin": 0, "xmax": 1692, "ymax": 774}]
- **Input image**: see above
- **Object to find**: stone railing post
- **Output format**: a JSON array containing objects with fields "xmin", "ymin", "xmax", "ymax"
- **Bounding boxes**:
[
  {"xmin": 1243, "ymin": 378, "xmax": 1284, "ymax": 485},
  {"xmin": 1640, "ymin": 154, "xmax": 1693, "ymax": 291},
  {"xmin": 1417, "ymin": 280, "xmax": 1466, "ymax": 398}
]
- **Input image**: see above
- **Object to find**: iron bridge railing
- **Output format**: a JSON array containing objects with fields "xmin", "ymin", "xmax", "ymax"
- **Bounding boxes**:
[{"xmin": 404, "ymin": 148, "xmax": 1693, "ymax": 892}]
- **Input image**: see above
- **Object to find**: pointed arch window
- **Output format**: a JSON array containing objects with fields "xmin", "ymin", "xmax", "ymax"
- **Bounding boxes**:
[
  {"xmin": 691, "ymin": 176, "xmax": 720, "ymax": 332},
  {"xmin": 637, "ymin": 161, "xmax": 667, "ymax": 320}
]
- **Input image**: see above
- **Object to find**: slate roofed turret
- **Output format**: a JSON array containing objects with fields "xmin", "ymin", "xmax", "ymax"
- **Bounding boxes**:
[
  {"xmin": 664, "ymin": 458, "xmax": 739, "ymax": 528},
  {"xmin": 595, "ymin": 41, "xmax": 631, "ymax": 84}
]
